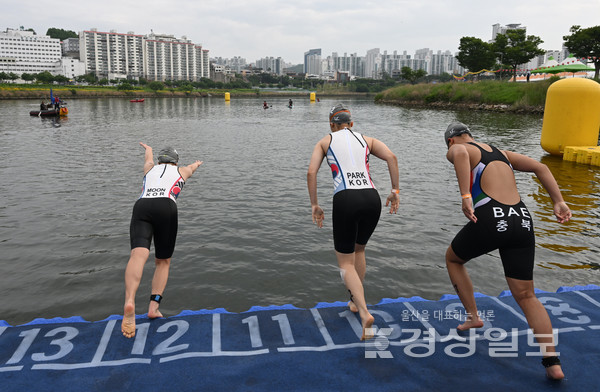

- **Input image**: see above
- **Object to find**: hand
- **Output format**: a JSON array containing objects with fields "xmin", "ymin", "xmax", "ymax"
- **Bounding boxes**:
[
  {"xmin": 553, "ymin": 201, "xmax": 572, "ymax": 223},
  {"xmin": 312, "ymin": 205, "xmax": 324, "ymax": 228},
  {"xmin": 462, "ymin": 197, "xmax": 477, "ymax": 223},
  {"xmin": 385, "ymin": 192, "xmax": 400, "ymax": 214},
  {"xmin": 139, "ymin": 142, "xmax": 150, "ymax": 150}
]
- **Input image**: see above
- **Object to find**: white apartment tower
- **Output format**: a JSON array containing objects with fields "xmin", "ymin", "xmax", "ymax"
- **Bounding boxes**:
[
  {"xmin": 144, "ymin": 33, "xmax": 207, "ymax": 81},
  {"xmin": 80, "ymin": 29, "xmax": 208, "ymax": 81},
  {"xmin": 0, "ymin": 28, "xmax": 61, "ymax": 75},
  {"xmin": 80, "ymin": 29, "xmax": 144, "ymax": 79}
]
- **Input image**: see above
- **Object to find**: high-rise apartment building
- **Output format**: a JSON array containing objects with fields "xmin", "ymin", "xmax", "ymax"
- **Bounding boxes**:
[
  {"xmin": 80, "ymin": 28, "xmax": 208, "ymax": 81},
  {"xmin": 144, "ymin": 33, "xmax": 207, "ymax": 81},
  {"xmin": 80, "ymin": 29, "xmax": 144, "ymax": 80},
  {"xmin": 491, "ymin": 23, "xmax": 526, "ymax": 41},
  {"xmin": 304, "ymin": 48, "xmax": 322, "ymax": 75}
]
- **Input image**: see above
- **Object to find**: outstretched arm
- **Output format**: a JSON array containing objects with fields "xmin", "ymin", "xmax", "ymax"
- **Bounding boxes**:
[
  {"xmin": 139, "ymin": 142, "xmax": 154, "ymax": 174},
  {"xmin": 179, "ymin": 160, "xmax": 203, "ymax": 181},
  {"xmin": 505, "ymin": 151, "xmax": 571, "ymax": 223},
  {"xmin": 307, "ymin": 139, "xmax": 326, "ymax": 227},
  {"xmin": 368, "ymin": 137, "xmax": 400, "ymax": 214},
  {"xmin": 447, "ymin": 144, "xmax": 476, "ymax": 223}
]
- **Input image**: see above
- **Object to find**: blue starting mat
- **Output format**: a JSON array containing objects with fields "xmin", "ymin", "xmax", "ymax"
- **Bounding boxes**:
[{"xmin": 1, "ymin": 285, "xmax": 599, "ymax": 391}]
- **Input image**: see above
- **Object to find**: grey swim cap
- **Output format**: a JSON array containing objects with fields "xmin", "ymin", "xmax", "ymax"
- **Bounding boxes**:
[
  {"xmin": 444, "ymin": 122, "xmax": 472, "ymax": 147},
  {"xmin": 158, "ymin": 147, "xmax": 179, "ymax": 164},
  {"xmin": 329, "ymin": 104, "xmax": 352, "ymax": 124}
]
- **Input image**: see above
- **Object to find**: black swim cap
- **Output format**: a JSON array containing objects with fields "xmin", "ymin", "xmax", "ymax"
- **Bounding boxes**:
[
  {"xmin": 444, "ymin": 122, "xmax": 472, "ymax": 147},
  {"xmin": 329, "ymin": 104, "xmax": 352, "ymax": 124},
  {"xmin": 158, "ymin": 147, "xmax": 179, "ymax": 164}
]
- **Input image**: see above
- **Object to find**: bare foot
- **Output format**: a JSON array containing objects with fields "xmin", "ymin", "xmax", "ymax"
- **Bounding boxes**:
[
  {"xmin": 348, "ymin": 301, "xmax": 358, "ymax": 313},
  {"xmin": 546, "ymin": 364, "xmax": 565, "ymax": 380},
  {"xmin": 457, "ymin": 317, "xmax": 484, "ymax": 331},
  {"xmin": 148, "ymin": 308, "xmax": 163, "ymax": 319},
  {"xmin": 360, "ymin": 314, "xmax": 375, "ymax": 341},
  {"xmin": 121, "ymin": 303, "xmax": 136, "ymax": 338}
]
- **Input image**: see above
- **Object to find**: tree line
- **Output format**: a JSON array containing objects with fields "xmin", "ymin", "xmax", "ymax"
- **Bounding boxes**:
[{"xmin": 456, "ymin": 25, "xmax": 600, "ymax": 80}]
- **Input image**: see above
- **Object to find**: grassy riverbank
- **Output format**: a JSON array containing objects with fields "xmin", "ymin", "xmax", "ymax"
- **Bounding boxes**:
[
  {"xmin": 374, "ymin": 78, "xmax": 569, "ymax": 113},
  {"xmin": 0, "ymin": 83, "xmax": 368, "ymax": 100}
]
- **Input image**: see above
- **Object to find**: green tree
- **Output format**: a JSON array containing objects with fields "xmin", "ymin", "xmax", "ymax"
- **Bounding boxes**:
[
  {"xmin": 400, "ymin": 67, "xmax": 427, "ymax": 84},
  {"xmin": 21, "ymin": 73, "xmax": 35, "ymax": 83},
  {"xmin": 98, "ymin": 78, "xmax": 109, "ymax": 85},
  {"xmin": 46, "ymin": 28, "xmax": 78, "ymax": 40},
  {"xmin": 8, "ymin": 72, "xmax": 18, "ymax": 83},
  {"xmin": 493, "ymin": 29, "xmax": 544, "ymax": 82},
  {"xmin": 563, "ymin": 25, "xmax": 600, "ymax": 80},
  {"xmin": 0, "ymin": 72, "xmax": 7, "ymax": 82},
  {"xmin": 35, "ymin": 71, "xmax": 55, "ymax": 84},
  {"xmin": 148, "ymin": 81, "xmax": 164, "ymax": 91},
  {"xmin": 456, "ymin": 37, "xmax": 496, "ymax": 74}
]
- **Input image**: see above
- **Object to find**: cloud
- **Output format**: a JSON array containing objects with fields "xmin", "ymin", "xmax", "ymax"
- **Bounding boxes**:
[{"xmin": 4, "ymin": 0, "xmax": 599, "ymax": 64}]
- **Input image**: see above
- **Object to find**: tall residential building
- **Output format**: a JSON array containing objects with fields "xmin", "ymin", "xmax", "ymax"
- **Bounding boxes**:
[
  {"xmin": 491, "ymin": 23, "xmax": 526, "ymax": 41},
  {"xmin": 144, "ymin": 32, "xmax": 207, "ymax": 81},
  {"xmin": 80, "ymin": 28, "xmax": 208, "ymax": 81},
  {"xmin": 0, "ymin": 28, "xmax": 61, "ymax": 75},
  {"xmin": 254, "ymin": 56, "xmax": 283, "ymax": 75},
  {"xmin": 62, "ymin": 38, "xmax": 80, "ymax": 58},
  {"xmin": 80, "ymin": 29, "xmax": 144, "ymax": 79},
  {"xmin": 430, "ymin": 50, "xmax": 456, "ymax": 75},
  {"xmin": 414, "ymin": 48, "xmax": 433, "ymax": 75},
  {"xmin": 380, "ymin": 50, "xmax": 411, "ymax": 76},
  {"xmin": 304, "ymin": 48, "xmax": 321, "ymax": 75},
  {"xmin": 364, "ymin": 48, "xmax": 381, "ymax": 79}
]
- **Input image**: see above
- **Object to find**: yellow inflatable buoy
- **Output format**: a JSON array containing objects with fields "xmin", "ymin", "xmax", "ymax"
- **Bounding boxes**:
[
  {"xmin": 225, "ymin": 92, "xmax": 230, "ymax": 101},
  {"xmin": 310, "ymin": 92, "xmax": 316, "ymax": 102},
  {"xmin": 540, "ymin": 78, "xmax": 600, "ymax": 156}
]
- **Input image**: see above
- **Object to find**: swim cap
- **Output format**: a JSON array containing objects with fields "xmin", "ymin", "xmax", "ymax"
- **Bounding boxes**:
[
  {"xmin": 444, "ymin": 122, "xmax": 472, "ymax": 147},
  {"xmin": 329, "ymin": 104, "xmax": 352, "ymax": 124},
  {"xmin": 158, "ymin": 147, "xmax": 179, "ymax": 164}
]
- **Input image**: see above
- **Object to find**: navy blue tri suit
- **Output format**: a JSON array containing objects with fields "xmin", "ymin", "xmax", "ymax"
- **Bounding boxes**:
[
  {"xmin": 130, "ymin": 164, "xmax": 185, "ymax": 259},
  {"xmin": 451, "ymin": 142, "xmax": 535, "ymax": 280},
  {"xmin": 326, "ymin": 128, "xmax": 381, "ymax": 254}
]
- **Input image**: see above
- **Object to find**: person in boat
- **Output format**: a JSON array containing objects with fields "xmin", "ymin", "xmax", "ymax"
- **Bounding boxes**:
[
  {"xmin": 444, "ymin": 122, "xmax": 570, "ymax": 380},
  {"xmin": 307, "ymin": 104, "xmax": 400, "ymax": 341},
  {"xmin": 263, "ymin": 101, "xmax": 269, "ymax": 109},
  {"xmin": 121, "ymin": 143, "xmax": 203, "ymax": 338},
  {"xmin": 40, "ymin": 101, "xmax": 47, "ymax": 111},
  {"xmin": 288, "ymin": 99, "xmax": 293, "ymax": 108}
]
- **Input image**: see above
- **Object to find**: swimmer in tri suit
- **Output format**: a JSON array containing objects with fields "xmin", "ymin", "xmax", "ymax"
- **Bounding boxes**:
[
  {"xmin": 444, "ymin": 122, "xmax": 571, "ymax": 380},
  {"xmin": 121, "ymin": 143, "xmax": 202, "ymax": 338},
  {"xmin": 307, "ymin": 104, "xmax": 400, "ymax": 341}
]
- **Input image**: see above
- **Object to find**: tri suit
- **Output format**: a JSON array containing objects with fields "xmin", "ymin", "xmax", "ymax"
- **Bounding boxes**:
[
  {"xmin": 451, "ymin": 142, "xmax": 535, "ymax": 280},
  {"xmin": 326, "ymin": 128, "xmax": 381, "ymax": 254},
  {"xmin": 130, "ymin": 164, "xmax": 185, "ymax": 259}
]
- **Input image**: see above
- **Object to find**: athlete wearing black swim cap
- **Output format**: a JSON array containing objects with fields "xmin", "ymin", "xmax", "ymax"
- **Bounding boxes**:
[
  {"xmin": 444, "ymin": 123, "xmax": 570, "ymax": 380},
  {"xmin": 121, "ymin": 143, "xmax": 202, "ymax": 339}
]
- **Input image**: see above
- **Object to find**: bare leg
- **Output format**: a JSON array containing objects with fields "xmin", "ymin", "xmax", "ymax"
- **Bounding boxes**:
[
  {"xmin": 148, "ymin": 257, "xmax": 171, "ymax": 319},
  {"xmin": 347, "ymin": 244, "xmax": 366, "ymax": 313},
  {"xmin": 122, "ymin": 247, "xmax": 151, "ymax": 338},
  {"xmin": 336, "ymin": 249, "xmax": 374, "ymax": 340},
  {"xmin": 445, "ymin": 246, "xmax": 483, "ymax": 330},
  {"xmin": 506, "ymin": 277, "xmax": 564, "ymax": 380}
]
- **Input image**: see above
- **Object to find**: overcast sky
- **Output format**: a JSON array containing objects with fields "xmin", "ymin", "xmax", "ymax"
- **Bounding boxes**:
[{"xmin": 5, "ymin": 0, "xmax": 599, "ymax": 64}]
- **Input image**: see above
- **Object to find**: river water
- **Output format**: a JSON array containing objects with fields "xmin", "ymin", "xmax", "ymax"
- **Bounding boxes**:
[{"xmin": 0, "ymin": 96, "xmax": 598, "ymax": 325}]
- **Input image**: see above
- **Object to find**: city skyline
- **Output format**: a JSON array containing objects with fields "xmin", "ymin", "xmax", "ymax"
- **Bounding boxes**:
[{"xmin": 5, "ymin": 0, "xmax": 598, "ymax": 65}]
